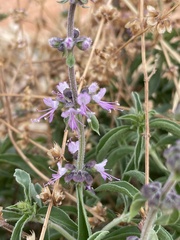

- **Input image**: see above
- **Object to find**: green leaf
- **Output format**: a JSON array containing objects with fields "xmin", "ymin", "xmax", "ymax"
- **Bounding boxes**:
[
  {"xmin": 2, "ymin": 210, "xmax": 22, "ymax": 221},
  {"xmin": 14, "ymin": 169, "xmax": 32, "ymax": 202},
  {"xmin": 105, "ymin": 226, "xmax": 140, "ymax": 240},
  {"xmin": 150, "ymin": 119, "xmax": 180, "ymax": 137},
  {"xmin": 77, "ymin": 185, "xmax": 91, "ymax": 240},
  {"xmin": 129, "ymin": 192, "xmax": 146, "ymax": 219},
  {"xmin": 124, "ymin": 170, "xmax": 146, "ymax": 184},
  {"xmin": 118, "ymin": 114, "xmax": 139, "ymax": 123},
  {"xmin": 132, "ymin": 92, "xmax": 143, "ymax": 112},
  {"xmin": 96, "ymin": 126, "xmax": 130, "ymax": 162},
  {"xmin": 10, "ymin": 214, "xmax": 31, "ymax": 240},
  {"xmin": 87, "ymin": 231, "xmax": 109, "ymax": 240},
  {"xmin": 156, "ymin": 226, "xmax": 173, "ymax": 240},
  {"xmin": 0, "ymin": 137, "xmax": 12, "ymax": 153},
  {"xmin": 133, "ymin": 131, "xmax": 144, "ymax": 169},
  {"xmin": 37, "ymin": 206, "xmax": 78, "ymax": 232},
  {"xmin": 95, "ymin": 181, "xmax": 139, "ymax": 198},
  {"xmin": 30, "ymin": 183, "xmax": 42, "ymax": 207},
  {"xmin": 155, "ymin": 209, "xmax": 180, "ymax": 225},
  {"xmin": 0, "ymin": 153, "xmax": 49, "ymax": 177},
  {"xmin": 150, "ymin": 149, "xmax": 168, "ymax": 173},
  {"xmin": 66, "ymin": 52, "xmax": 75, "ymax": 68},
  {"xmin": 88, "ymin": 114, "xmax": 100, "ymax": 135},
  {"xmin": 107, "ymin": 146, "xmax": 134, "ymax": 169}
]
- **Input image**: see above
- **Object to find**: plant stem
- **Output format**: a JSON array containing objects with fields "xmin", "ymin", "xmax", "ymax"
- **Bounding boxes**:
[
  {"xmin": 140, "ymin": 0, "xmax": 150, "ymax": 197},
  {"xmin": 67, "ymin": 3, "xmax": 78, "ymax": 104},
  {"xmin": 102, "ymin": 213, "xmax": 130, "ymax": 232},
  {"xmin": 140, "ymin": 208, "xmax": 156, "ymax": 240},
  {"xmin": 67, "ymin": 3, "xmax": 86, "ymax": 171}
]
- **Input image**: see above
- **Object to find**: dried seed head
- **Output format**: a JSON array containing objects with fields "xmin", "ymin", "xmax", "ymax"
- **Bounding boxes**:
[
  {"xmin": 39, "ymin": 186, "xmax": 52, "ymax": 205},
  {"xmin": 94, "ymin": 5, "xmax": 118, "ymax": 23},
  {"xmin": 125, "ymin": 18, "xmax": 141, "ymax": 35},
  {"xmin": 52, "ymin": 184, "xmax": 65, "ymax": 206},
  {"xmin": 88, "ymin": 202, "xmax": 106, "ymax": 228},
  {"xmin": 39, "ymin": 185, "xmax": 65, "ymax": 206},
  {"xmin": 47, "ymin": 143, "xmax": 64, "ymax": 163},
  {"xmin": 146, "ymin": 5, "xmax": 172, "ymax": 34}
]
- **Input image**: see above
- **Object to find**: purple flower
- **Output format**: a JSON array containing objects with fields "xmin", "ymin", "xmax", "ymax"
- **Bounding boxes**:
[
  {"xmin": 61, "ymin": 108, "xmax": 80, "ymax": 131},
  {"xmin": 77, "ymin": 92, "xmax": 93, "ymax": 118},
  {"xmin": 32, "ymin": 98, "xmax": 59, "ymax": 123},
  {"xmin": 92, "ymin": 88, "xmax": 120, "ymax": 112},
  {"xmin": 68, "ymin": 140, "xmax": 79, "ymax": 154},
  {"xmin": 94, "ymin": 159, "xmax": 120, "ymax": 181},
  {"xmin": 46, "ymin": 162, "xmax": 67, "ymax": 185},
  {"xmin": 88, "ymin": 82, "xmax": 99, "ymax": 94},
  {"xmin": 56, "ymin": 82, "xmax": 70, "ymax": 94}
]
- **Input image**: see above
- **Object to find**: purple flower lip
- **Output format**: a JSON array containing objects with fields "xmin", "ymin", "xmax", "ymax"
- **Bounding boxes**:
[
  {"xmin": 68, "ymin": 140, "xmax": 79, "ymax": 154},
  {"xmin": 92, "ymin": 88, "xmax": 121, "ymax": 112},
  {"xmin": 94, "ymin": 159, "xmax": 120, "ymax": 181},
  {"xmin": 31, "ymin": 98, "xmax": 59, "ymax": 123},
  {"xmin": 46, "ymin": 162, "xmax": 67, "ymax": 186},
  {"xmin": 61, "ymin": 108, "xmax": 84, "ymax": 131}
]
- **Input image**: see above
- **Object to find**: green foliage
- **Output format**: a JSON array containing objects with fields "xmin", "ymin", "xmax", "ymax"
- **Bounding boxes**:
[
  {"xmin": 66, "ymin": 52, "xmax": 75, "ymax": 68},
  {"xmin": 88, "ymin": 114, "xmax": 100, "ymax": 135}
]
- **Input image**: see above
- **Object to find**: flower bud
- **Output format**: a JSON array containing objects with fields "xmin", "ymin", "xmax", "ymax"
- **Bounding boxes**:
[
  {"xmin": 76, "ymin": 37, "xmax": 92, "ymax": 51},
  {"xmin": 63, "ymin": 37, "xmax": 74, "ymax": 50},
  {"xmin": 48, "ymin": 37, "xmax": 64, "ymax": 48},
  {"xmin": 73, "ymin": 171, "xmax": 86, "ymax": 182},
  {"xmin": 162, "ymin": 190, "xmax": 180, "ymax": 210},
  {"xmin": 148, "ymin": 191, "xmax": 161, "ymax": 208},
  {"xmin": 141, "ymin": 182, "xmax": 162, "ymax": 199},
  {"xmin": 73, "ymin": 28, "xmax": 80, "ymax": 38},
  {"xmin": 164, "ymin": 141, "xmax": 180, "ymax": 177}
]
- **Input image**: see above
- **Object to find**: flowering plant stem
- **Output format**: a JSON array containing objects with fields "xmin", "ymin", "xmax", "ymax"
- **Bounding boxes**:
[{"xmin": 67, "ymin": 2, "xmax": 90, "ymax": 238}]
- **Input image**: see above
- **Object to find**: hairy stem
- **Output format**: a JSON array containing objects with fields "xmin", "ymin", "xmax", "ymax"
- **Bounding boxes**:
[
  {"xmin": 67, "ymin": 3, "xmax": 86, "ymax": 171},
  {"xmin": 140, "ymin": 0, "xmax": 150, "ymax": 203},
  {"xmin": 140, "ymin": 208, "xmax": 156, "ymax": 240},
  {"xmin": 67, "ymin": 3, "xmax": 78, "ymax": 103}
]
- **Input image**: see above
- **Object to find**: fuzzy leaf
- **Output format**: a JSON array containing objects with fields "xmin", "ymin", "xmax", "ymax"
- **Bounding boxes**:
[
  {"xmin": 77, "ymin": 185, "xmax": 91, "ymax": 240},
  {"xmin": 87, "ymin": 231, "xmax": 109, "ymax": 240},
  {"xmin": 132, "ymin": 92, "xmax": 143, "ymax": 112},
  {"xmin": 133, "ymin": 131, "xmax": 144, "ymax": 169},
  {"xmin": 150, "ymin": 119, "xmax": 180, "ymax": 137},
  {"xmin": 124, "ymin": 170, "xmax": 146, "ymax": 184},
  {"xmin": 95, "ymin": 181, "xmax": 138, "ymax": 198},
  {"xmin": 96, "ymin": 126, "xmax": 130, "ymax": 162},
  {"xmin": 155, "ymin": 209, "xmax": 180, "ymax": 226},
  {"xmin": 10, "ymin": 214, "xmax": 31, "ymax": 240},
  {"xmin": 129, "ymin": 192, "xmax": 146, "ymax": 219},
  {"xmin": 88, "ymin": 114, "xmax": 100, "ymax": 135},
  {"xmin": 105, "ymin": 226, "xmax": 140, "ymax": 240},
  {"xmin": 156, "ymin": 226, "xmax": 173, "ymax": 240},
  {"xmin": 37, "ymin": 206, "xmax": 78, "ymax": 232},
  {"xmin": 66, "ymin": 52, "xmax": 75, "ymax": 68},
  {"xmin": 14, "ymin": 169, "xmax": 32, "ymax": 203}
]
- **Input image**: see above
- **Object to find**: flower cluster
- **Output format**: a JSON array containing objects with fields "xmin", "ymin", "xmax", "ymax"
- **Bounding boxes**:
[
  {"xmin": 46, "ymin": 141, "xmax": 119, "ymax": 190},
  {"xmin": 32, "ymin": 81, "xmax": 120, "ymax": 131},
  {"xmin": 141, "ymin": 182, "xmax": 180, "ymax": 210},
  {"xmin": 48, "ymin": 28, "xmax": 92, "ymax": 53}
]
